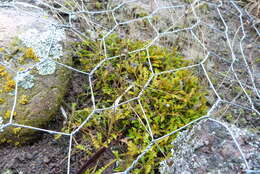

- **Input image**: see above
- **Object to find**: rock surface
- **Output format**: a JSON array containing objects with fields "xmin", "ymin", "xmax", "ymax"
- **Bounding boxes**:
[
  {"xmin": 0, "ymin": 3, "xmax": 71, "ymax": 144},
  {"xmin": 159, "ymin": 119, "xmax": 260, "ymax": 174}
]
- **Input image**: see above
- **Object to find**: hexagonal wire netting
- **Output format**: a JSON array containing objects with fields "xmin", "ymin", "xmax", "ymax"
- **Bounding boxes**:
[{"xmin": 0, "ymin": 0, "xmax": 259, "ymax": 173}]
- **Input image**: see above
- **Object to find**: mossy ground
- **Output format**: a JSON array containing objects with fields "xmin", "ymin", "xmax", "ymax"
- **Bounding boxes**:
[{"xmin": 62, "ymin": 34, "xmax": 209, "ymax": 173}]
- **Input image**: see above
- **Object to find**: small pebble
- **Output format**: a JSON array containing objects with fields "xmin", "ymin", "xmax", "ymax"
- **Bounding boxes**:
[
  {"xmin": 246, "ymin": 44, "xmax": 253, "ymax": 49},
  {"xmin": 43, "ymin": 156, "xmax": 50, "ymax": 163},
  {"xmin": 25, "ymin": 152, "xmax": 34, "ymax": 160}
]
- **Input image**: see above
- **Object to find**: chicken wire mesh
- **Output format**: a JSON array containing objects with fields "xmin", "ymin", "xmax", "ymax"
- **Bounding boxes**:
[{"xmin": 0, "ymin": 0, "xmax": 259, "ymax": 173}]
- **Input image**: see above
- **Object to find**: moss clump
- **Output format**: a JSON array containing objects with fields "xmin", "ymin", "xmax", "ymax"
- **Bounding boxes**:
[
  {"xmin": 64, "ymin": 34, "xmax": 208, "ymax": 173},
  {"xmin": 0, "ymin": 65, "xmax": 7, "ymax": 77},
  {"xmin": 0, "ymin": 98, "xmax": 4, "ymax": 104}
]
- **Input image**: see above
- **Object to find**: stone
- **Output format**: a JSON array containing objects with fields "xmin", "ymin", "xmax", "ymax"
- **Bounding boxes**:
[
  {"xmin": 43, "ymin": 156, "xmax": 50, "ymax": 164},
  {"xmin": 159, "ymin": 119, "xmax": 260, "ymax": 174},
  {"xmin": 0, "ymin": 2, "xmax": 72, "ymax": 144}
]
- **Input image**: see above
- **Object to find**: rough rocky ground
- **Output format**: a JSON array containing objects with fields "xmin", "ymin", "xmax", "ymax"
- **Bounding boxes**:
[
  {"xmin": 0, "ymin": 72, "xmax": 83, "ymax": 174},
  {"xmin": 0, "ymin": 135, "xmax": 68, "ymax": 174},
  {"xmin": 0, "ymin": 114, "xmax": 69, "ymax": 174},
  {"xmin": 0, "ymin": 72, "xmax": 114, "ymax": 174},
  {"xmin": 159, "ymin": 119, "xmax": 260, "ymax": 174}
]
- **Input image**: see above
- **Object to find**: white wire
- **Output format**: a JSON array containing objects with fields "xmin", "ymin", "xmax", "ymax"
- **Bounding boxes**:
[{"xmin": 0, "ymin": 0, "xmax": 259, "ymax": 173}]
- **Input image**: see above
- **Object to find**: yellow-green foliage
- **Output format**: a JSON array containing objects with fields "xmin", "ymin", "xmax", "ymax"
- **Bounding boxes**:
[
  {"xmin": 0, "ymin": 98, "xmax": 4, "ymax": 104},
  {"xmin": 67, "ymin": 34, "xmax": 208, "ymax": 173}
]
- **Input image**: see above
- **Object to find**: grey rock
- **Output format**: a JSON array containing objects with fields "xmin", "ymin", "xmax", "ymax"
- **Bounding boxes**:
[
  {"xmin": 4, "ymin": 159, "xmax": 16, "ymax": 169},
  {"xmin": 0, "ymin": 2, "xmax": 72, "ymax": 144},
  {"xmin": 159, "ymin": 119, "xmax": 260, "ymax": 174},
  {"xmin": 24, "ymin": 152, "xmax": 34, "ymax": 160}
]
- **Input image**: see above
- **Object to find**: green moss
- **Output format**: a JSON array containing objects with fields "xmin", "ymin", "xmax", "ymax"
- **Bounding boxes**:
[
  {"xmin": 198, "ymin": 3, "xmax": 210, "ymax": 14},
  {"xmin": 64, "ymin": 34, "xmax": 208, "ymax": 173},
  {"xmin": 255, "ymin": 58, "xmax": 260, "ymax": 64},
  {"xmin": 132, "ymin": 6, "xmax": 149, "ymax": 18},
  {"xmin": 184, "ymin": 0, "xmax": 194, "ymax": 3}
]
